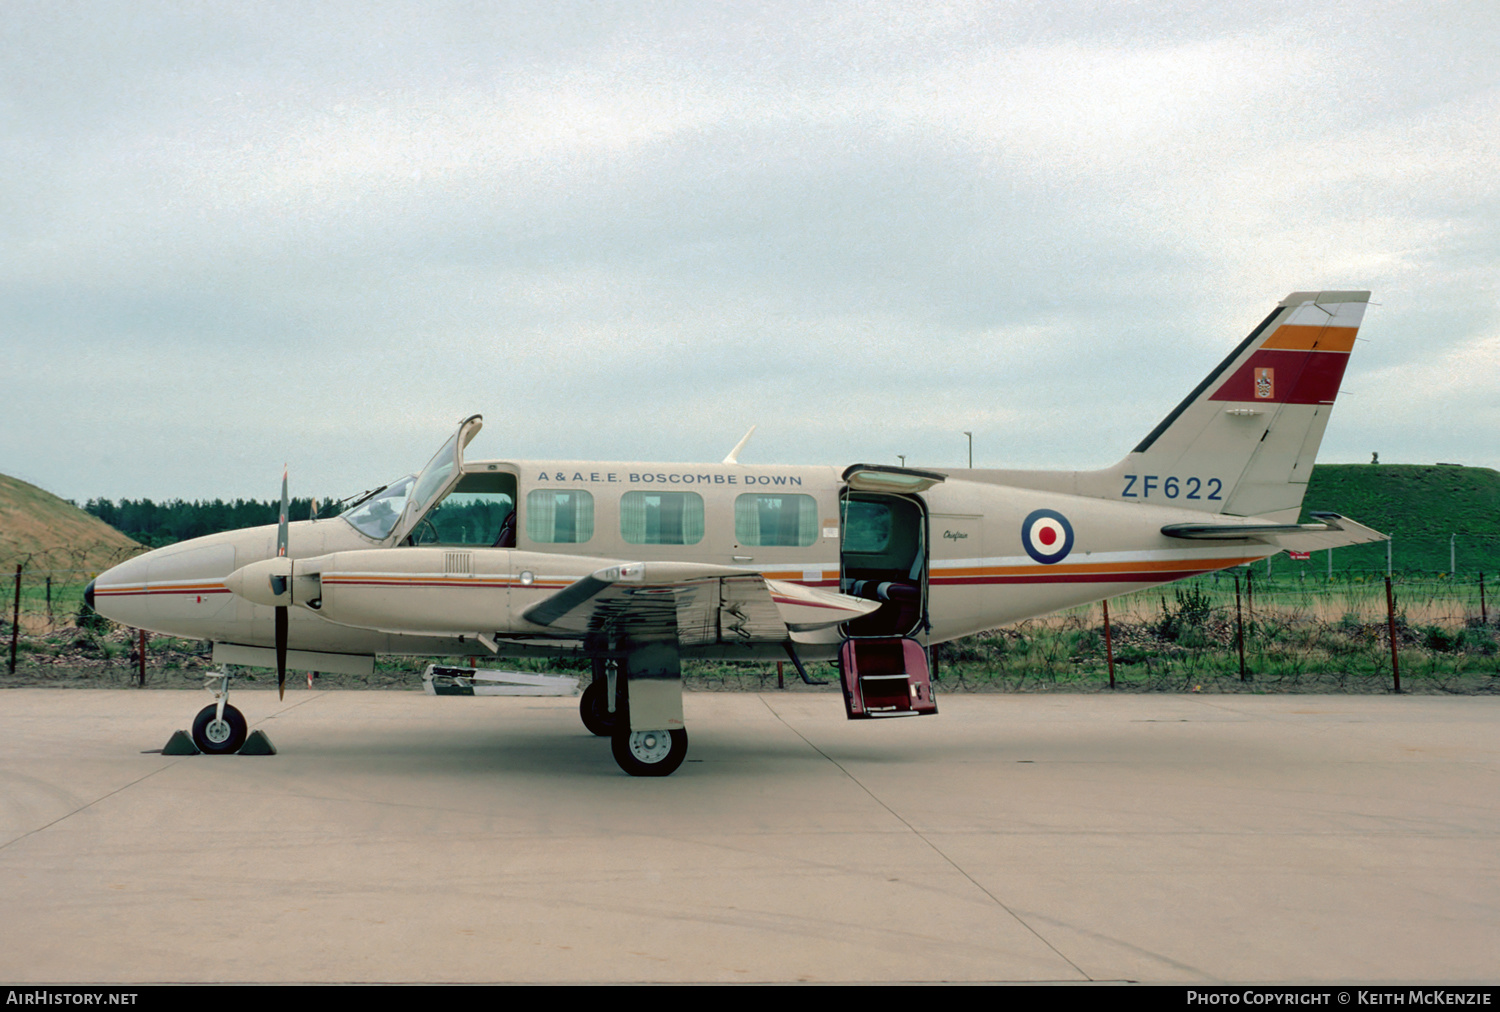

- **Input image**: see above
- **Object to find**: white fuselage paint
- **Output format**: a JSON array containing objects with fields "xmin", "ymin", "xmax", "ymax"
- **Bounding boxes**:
[{"xmin": 91, "ymin": 459, "xmax": 1273, "ymax": 663}]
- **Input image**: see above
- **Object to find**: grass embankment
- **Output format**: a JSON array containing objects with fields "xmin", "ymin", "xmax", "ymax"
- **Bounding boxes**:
[
  {"xmin": 0, "ymin": 473, "xmax": 143, "ymax": 571},
  {"xmin": 1303, "ymin": 463, "xmax": 1500, "ymax": 573}
]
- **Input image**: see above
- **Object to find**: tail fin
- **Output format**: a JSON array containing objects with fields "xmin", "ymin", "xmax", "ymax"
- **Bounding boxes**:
[{"xmin": 1107, "ymin": 290, "xmax": 1370, "ymax": 520}]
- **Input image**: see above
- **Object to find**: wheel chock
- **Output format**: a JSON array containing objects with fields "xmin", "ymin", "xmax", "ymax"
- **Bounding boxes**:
[
  {"xmin": 161, "ymin": 730, "xmax": 200, "ymax": 755},
  {"xmin": 237, "ymin": 730, "xmax": 277, "ymax": 755}
]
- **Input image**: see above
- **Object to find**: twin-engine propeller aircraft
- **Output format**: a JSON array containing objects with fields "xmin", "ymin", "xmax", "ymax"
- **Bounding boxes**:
[{"xmin": 88, "ymin": 291, "xmax": 1385, "ymax": 775}]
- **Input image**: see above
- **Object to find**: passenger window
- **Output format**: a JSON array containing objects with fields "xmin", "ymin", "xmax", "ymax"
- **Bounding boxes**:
[
  {"xmin": 735, "ymin": 493, "xmax": 819, "ymax": 547},
  {"xmin": 620, "ymin": 491, "xmax": 704, "ymax": 545},
  {"xmin": 526, "ymin": 490, "xmax": 594, "ymax": 544},
  {"xmin": 840, "ymin": 499, "xmax": 892, "ymax": 554},
  {"xmin": 409, "ymin": 472, "xmax": 517, "ymax": 546}
]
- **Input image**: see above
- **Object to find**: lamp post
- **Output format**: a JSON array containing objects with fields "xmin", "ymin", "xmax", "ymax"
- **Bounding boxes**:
[
  {"xmin": 963, "ymin": 431, "xmax": 972, "ymax": 469},
  {"xmin": 897, "ymin": 454, "xmax": 906, "ymax": 467}
]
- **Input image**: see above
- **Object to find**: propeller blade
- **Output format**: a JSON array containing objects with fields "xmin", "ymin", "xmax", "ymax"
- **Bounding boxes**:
[
  {"xmin": 277, "ymin": 466, "xmax": 289, "ymax": 699},
  {"xmin": 276, "ymin": 605, "xmax": 288, "ymax": 700},
  {"xmin": 277, "ymin": 465, "xmax": 289, "ymax": 559}
]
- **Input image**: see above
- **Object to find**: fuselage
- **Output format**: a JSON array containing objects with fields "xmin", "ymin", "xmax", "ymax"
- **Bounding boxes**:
[{"xmin": 89, "ymin": 456, "xmax": 1274, "ymax": 664}]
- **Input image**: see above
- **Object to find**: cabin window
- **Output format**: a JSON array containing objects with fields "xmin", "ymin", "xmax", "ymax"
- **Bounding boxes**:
[
  {"xmin": 409, "ymin": 472, "xmax": 517, "ymax": 546},
  {"xmin": 620, "ymin": 491, "xmax": 704, "ymax": 545},
  {"xmin": 526, "ymin": 489, "xmax": 594, "ymax": 544},
  {"xmin": 734, "ymin": 493, "xmax": 819, "ymax": 547},
  {"xmin": 840, "ymin": 499, "xmax": 892, "ymax": 554}
]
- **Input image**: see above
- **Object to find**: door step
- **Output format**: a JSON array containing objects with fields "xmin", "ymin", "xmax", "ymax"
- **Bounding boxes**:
[{"xmin": 838, "ymin": 637, "xmax": 938, "ymax": 719}]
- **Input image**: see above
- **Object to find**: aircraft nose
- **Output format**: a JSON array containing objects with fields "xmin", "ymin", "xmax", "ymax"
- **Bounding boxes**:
[{"xmin": 84, "ymin": 579, "xmax": 95, "ymax": 611}]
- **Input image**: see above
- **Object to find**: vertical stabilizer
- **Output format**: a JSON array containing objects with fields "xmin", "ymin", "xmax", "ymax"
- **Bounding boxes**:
[{"xmin": 1110, "ymin": 291, "xmax": 1369, "ymax": 519}]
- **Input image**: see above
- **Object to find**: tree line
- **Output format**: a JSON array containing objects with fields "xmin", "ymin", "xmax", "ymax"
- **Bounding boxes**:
[{"xmin": 82, "ymin": 496, "xmax": 343, "ymax": 547}]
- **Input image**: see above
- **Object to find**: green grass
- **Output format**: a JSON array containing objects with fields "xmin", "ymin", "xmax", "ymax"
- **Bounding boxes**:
[{"xmin": 1302, "ymin": 463, "xmax": 1500, "ymax": 573}]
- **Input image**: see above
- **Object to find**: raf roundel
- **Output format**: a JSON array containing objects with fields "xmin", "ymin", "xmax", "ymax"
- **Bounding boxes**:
[{"xmin": 1021, "ymin": 509, "xmax": 1074, "ymax": 565}]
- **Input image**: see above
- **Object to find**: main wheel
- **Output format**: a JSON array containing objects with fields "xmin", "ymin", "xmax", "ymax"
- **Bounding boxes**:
[
  {"xmin": 191, "ymin": 703, "xmax": 248, "ymax": 755},
  {"xmin": 579, "ymin": 681, "xmax": 617, "ymax": 737},
  {"xmin": 611, "ymin": 727, "xmax": 688, "ymax": 777}
]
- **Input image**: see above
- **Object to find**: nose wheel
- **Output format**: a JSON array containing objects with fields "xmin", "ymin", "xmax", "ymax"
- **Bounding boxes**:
[{"xmin": 191, "ymin": 703, "xmax": 248, "ymax": 755}]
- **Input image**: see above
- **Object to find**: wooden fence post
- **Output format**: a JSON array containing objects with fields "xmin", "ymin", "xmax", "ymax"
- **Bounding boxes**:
[
  {"xmin": 1103, "ymin": 599, "xmax": 1115, "ymax": 690},
  {"xmin": 1385, "ymin": 575, "xmax": 1401, "ymax": 693},
  {"xmin": 8, "ymin": 564, "xmax": 20, "ymax": 675},
  {"xmin": 1234, "ymin": 573, "xmax": 1247, "ymax": 682}
]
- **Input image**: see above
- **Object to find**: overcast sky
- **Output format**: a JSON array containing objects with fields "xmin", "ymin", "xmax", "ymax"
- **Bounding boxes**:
[{"xmin": 3, "ymin": 1, "xmax": 1496, "ymax": 503}]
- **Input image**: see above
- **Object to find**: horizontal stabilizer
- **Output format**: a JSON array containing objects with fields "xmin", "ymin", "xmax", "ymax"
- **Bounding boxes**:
[{"xmin": 1161, "ymin": 512, "xmax": 1386, "ymax": 551}]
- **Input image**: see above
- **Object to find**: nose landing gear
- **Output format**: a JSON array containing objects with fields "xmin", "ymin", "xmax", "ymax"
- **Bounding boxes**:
[
  {"xmin": 191, "ymin": 702, "xmax": 248, "ymax": 754},
  {"xmin": 187, "ymin": 670, "xmax": 250, "ymax": 755}
]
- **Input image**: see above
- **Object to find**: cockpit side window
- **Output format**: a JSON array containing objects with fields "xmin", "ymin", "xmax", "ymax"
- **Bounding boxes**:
[{"xmin": 408, "ymin": 472, "xmax": 518, "ymax": 547}]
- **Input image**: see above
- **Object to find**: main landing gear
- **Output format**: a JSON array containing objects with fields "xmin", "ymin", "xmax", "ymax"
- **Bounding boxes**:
[
  {"xmin": 585, "ymin": 649, "xmax": 689, "ymax": 776},
  {"xmin": 579, "ymin": 680, "xmax": 617, "ymax": 737},
  {"xmin": 611, "ymin": 727, "xmax": 688, "ymax": 777}
]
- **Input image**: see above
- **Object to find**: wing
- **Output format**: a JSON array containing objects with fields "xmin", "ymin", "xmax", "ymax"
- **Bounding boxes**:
[{"xmin": 521, "ymin": 561, "xmax": 877, "ymax": 646}]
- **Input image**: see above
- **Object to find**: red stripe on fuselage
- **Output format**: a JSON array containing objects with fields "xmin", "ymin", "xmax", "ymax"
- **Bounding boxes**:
[{"xmin": 931, "ymin": 569, "xmax": 1217, "ymax": 585}]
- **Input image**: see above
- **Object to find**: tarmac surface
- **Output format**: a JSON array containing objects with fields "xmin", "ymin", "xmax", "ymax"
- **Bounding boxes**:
[{"xmin": 0, "ymin": 688, "xmax": 1496, "ymax": 984}]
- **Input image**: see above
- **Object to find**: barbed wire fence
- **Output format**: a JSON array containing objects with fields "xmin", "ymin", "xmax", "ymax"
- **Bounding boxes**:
[
  {"xmin": 974, "ymin": 567, "xmax": 1499, "ymax": 692},
  {"xmin": 4, "ymin": 547, "xmax": 1498, "ymax": 690}
]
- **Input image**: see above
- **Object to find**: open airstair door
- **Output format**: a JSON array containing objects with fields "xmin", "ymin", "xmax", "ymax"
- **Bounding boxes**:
[{"xmin": 837, "ymin": 465, "xmax": 943, "ymax": 720}]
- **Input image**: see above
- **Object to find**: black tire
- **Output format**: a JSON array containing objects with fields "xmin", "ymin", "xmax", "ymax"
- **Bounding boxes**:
[
  {"xmin": 579, "ymin": 681, "xmax": 617, "ymax": 737},
  {"xmin": 191, "ymin": 703, "xmax": 248, "ymax": 755},
  {"xmin": 611, "ymin": 727, "xmax": 688, "ymax": 777}
]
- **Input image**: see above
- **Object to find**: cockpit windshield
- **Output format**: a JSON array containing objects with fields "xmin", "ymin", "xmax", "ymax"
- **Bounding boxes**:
[
  {"xmin": 339, "ymin": 414, "xmax": 483, "ymax": 545},
  {"xmin": 341, "ymin": 475, "xmax": 416, "ymax": 540}
]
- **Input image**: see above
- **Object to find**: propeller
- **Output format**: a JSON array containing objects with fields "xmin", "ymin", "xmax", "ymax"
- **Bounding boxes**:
[
  {"xmin": 275, "ymin": 466, "xmax": 289, "ymax": 699},
  {"xmin": 222, "ymin": 469, "xmax": 301, "ymax": 697}
]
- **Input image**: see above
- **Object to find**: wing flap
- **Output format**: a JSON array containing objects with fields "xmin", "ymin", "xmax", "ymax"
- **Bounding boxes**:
[{"xmin": 522, "ymin": 562, "xmax": 878, "ymax": 644}]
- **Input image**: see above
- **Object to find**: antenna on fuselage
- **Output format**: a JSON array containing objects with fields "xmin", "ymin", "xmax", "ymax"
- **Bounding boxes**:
[{"xmin": 722, "ymin": 425, "xmax": 757, "ymax": 465}]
